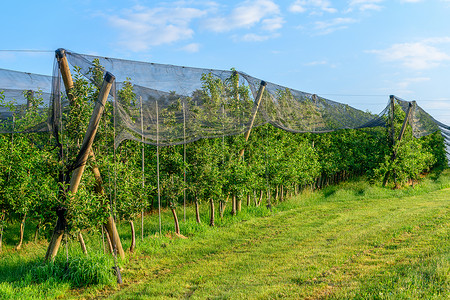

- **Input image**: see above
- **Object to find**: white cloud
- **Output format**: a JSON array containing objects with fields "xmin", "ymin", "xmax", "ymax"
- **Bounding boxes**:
[
  {"xmin": 396, "ymin": 77, "xmax": 430, "ymax": 89},
  {"xmin": 262, "ymin": 17, "xmax": 285, "ymax": 31},
  {"xmin": 422, "ymin": 37, "xmax": 450, "ymax": 44},
  {"xmin": 180, "ymin": 43, "xmax": 201, "ymax": 52},
  {"xmin": 289, "ymin": 0, "xmax": 337, "ymax": 14},
  {"xmin": 314, "ymin": 17, "xmax": 357, "ymax": 34},
  {"xmin": 347, "ymin": 0, "xmax": 384, "ymax": 12},
  {"xmin": 109, "ymin": 5, "xmax": 207, "ymax": 51},
  {"xmin": 368, "ymin": 41, "xmax": 450, "ymax": 70},
  {"xmin": 240, "ymin": 33, "xmax": 272, "ymax": 42},
  {"xmin": 203, "ymin": 0, "xmax": 282, "ymax": 32},
  {"xmin": 400, "ymin": 0, "xmax": 423, "ymax": 2}
]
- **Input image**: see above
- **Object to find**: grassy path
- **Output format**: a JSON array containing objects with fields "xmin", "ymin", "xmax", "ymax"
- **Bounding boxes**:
[
  {"xmin": 1, "ymin": 175, "xmax": 448, "ymax": 299},
  {"xmin": 101, "ymin": 185, "xmax": 449, "ymax": 299}
]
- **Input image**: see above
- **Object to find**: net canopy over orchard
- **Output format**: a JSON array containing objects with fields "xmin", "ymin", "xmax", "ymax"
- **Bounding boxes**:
[
  {"xmin": 0, "ymin": 49, "xmax": 449, "ymax": 149},
  {"xmin": 0, "ymin": 68, "xmax": 52, "ymax": 133}
]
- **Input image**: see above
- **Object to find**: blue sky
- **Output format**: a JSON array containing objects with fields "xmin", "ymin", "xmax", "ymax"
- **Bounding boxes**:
[{"xmin": 1, "ymin": 0, "xmax": 450, "ymax": 122}]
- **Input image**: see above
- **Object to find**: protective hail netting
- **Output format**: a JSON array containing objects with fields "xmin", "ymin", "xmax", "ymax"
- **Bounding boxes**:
[
  {"xmin": 0, "ymin": 49, "xmax": 448, "ymax": 151},
  {"xmin": 0, "ymin": 68, "xmax": 52, "ymax": 133}
]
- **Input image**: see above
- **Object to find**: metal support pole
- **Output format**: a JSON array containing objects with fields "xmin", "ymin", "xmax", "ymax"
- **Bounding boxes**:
[
  {"xmin": 156, "ymin": 101, "xmax": 162, "ymax": 236},
  {"xmin": 140, "ymin": 96, "xmax": 145, "ymax": 241},
  {"xmin": 183, "ymin": 101, "xmax": 186, "ymax": 222}
]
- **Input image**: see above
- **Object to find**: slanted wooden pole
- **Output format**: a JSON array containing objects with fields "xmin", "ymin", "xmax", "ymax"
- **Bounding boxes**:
[
  {"xmin": 382, "ymin": 101, "xmax": 413, "ymax": 187},
  {"xmin": 238, "ymin": 80, "xmax": 267, "ymax": 158},
  {"xmin": 390, "ymin": 95, "xmax": 395, "ymax": 146},
  {"xmin": 394, "ymin": 102, "xmax": 413, "ymax": 157},
  {"xmin": 45, "ymin": 72, "xmax": 116, "ymax": 261},
  {"xmin": 90, "ymin": 150, "xmax": 124, "ymax": 259},
  {"xmin": 55, "ymin": 48, "xmax": 124, "ymax": 259},
  {"xmin": 56, "ymin": 48, "xmax": 75, "ymax": 102}
]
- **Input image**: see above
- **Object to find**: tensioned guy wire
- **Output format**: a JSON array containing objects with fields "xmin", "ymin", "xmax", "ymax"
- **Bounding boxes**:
[{"xmin": 0, "ymin": 49, "xmax": 54, "ymax": 52}]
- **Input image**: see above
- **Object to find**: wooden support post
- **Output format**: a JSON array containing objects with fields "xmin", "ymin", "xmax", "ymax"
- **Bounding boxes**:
[
  {"xmin": 394, "ymin": 102, "xmax": 413, "ymax": 157},
  {"xmin": 382, "ymin": 101, "xmax": 413, "ymax": 187},
  {"xmin": 45, "ymin": 72, "xmax": 116, "ymax": 261},
  {"xmin": 26, "ymin": 90, "xmax": 34, "ymax": 110},
  {"xmin": 390, "ymin": 95, "xmax": 395, "ymax": 147},
  {"xmin": 238, "ymin": 81, "xmax": 267, "ymax": 158},
  {"xmin": 56, "ymin": 48, "xmax": 75, "ymax": 102},
  {"xmin": 55, "ymin": 48, "xmax": 125, "ymax": 259}
]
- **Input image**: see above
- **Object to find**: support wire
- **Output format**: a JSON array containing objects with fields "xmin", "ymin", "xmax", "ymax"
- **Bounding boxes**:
[
  {"xmin": 156, "ymin": 101, "xmax": 162, "ymax": 236},
  {"xmin": 140, "ymin": 96, "xmax": 145, "ymax": 241}
]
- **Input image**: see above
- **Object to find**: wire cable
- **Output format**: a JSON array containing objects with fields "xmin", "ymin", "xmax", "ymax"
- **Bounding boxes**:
[{"xmin": 0, "ymin": 49, "xmax": 54, "ymax": 53}]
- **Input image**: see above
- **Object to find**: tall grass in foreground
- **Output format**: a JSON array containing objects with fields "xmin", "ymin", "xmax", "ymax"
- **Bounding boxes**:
[{"xmin": 0, "ymin": 249, "xmax": 115, "ymax": 299}]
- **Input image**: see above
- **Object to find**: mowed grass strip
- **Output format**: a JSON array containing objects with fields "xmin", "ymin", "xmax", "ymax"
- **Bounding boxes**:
[{"xmin": 104, "ymin": 184, "xmax": 450, "ymax": 299}]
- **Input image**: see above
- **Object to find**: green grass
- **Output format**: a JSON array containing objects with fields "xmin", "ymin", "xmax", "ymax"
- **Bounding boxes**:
[{"xmin": 1, "ymin": 170, "xmax": 449, "ymax": 299}]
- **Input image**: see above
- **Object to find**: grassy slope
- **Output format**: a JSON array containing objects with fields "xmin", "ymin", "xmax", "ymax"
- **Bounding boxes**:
[{"xmin": 0, "ymin": 172, "xmax": 449, "ymax": 299}]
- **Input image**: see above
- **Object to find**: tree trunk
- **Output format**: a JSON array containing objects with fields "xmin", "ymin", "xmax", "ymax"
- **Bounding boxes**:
[
  {"xmin": 275, "ymin": 185, "xmax": 279, "ymax": 202},
  {"xmin": 246, "ymin": 193, "xmax": 251, "ymax": 206},
  {"xmin": 231, "ymin": 194, "xmax": 237, "ymax": 216},
  {"xmin": 0, "ymin": 211, "xmax": 4, "ymax": 252},
  {"xmin": 209, "ymin": 199, "xmax": 215, "ymax": 227},
  {"xmin": 15, "ymin": 213, "xmax": 27, "ymax": 250},
  {"xmin": 141, "ymin": 209, "xmax": 144, "ymax": 242},
  {"xmin": 129, "ymin": 220, "xmax": 136, "ymax": 253},
  {"xmin": 257, "ymin": 190, "xmax": 263, "ymax": 207},
  {"xmin": 219, "ymin": 200, "xmax": 224, "ymax": 219},
  {"xmin": 77, "ymin": 232, "xmax": 87, "ymax": 255},
  {"xmin": 280, "ymin": 185, "xmax": 284, "ymax": 201},
  {"xmin": 104, "ymin": 225, "xmax": 114, "ymax": 254},
  {"xmin": 237, "ymin": 196, "xmax": 242, "ymax": 212},
  {"xmin": 195, "ymin": 199, "xmax": 201, "ymax": 224},
  {"xmin": 171, "ymin": 206, "xmax": 180, "ymax": 235},
  {"xmin": 104, "ymin": 216, "xmax": 125, "ymax": 259},
  {"xmin": 34, "ymin": 222, "xmax": 40, "ymax": 243},
  {"xmin": 45, "ymin": 208, "xmax": 67, "ymax": 261}
]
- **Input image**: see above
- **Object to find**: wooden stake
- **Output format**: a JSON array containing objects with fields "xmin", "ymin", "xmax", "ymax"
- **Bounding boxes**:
[
  {"xmin": 26, "ymin": 90, "xmax": 34, "ymax": 110},
  {"xmin": 239, "ymin": 81, "xmax": 267, "ymax": 158},
  {"xmin": 56, "ymin": 48, "xmax": 124, "ymax": 259},
  {"xmin": 56, "ymin": 48, "xmax": 75, "ymax": 101},
  {"xmin": 77, "ymin": 231, "xmax": 87, "ymax": 255},
  {"xmin": 389, "ymin": 95, "xmax": 395, "ymax": 147},
  {"xmin": 45, "ymin": 72, "xmax": 116, "ymax": 261},
  {"xmin": 395, "ymin": 102, "xmax": 413, "ymax": 151},
  {"xmin": 382, "ymin": 101, "xmax": 413, "ymax": 187}
]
